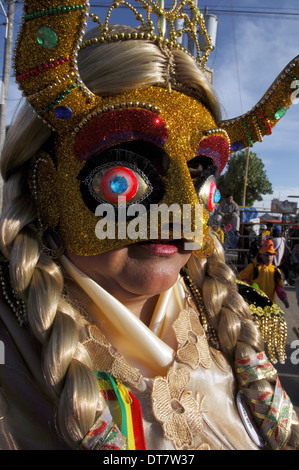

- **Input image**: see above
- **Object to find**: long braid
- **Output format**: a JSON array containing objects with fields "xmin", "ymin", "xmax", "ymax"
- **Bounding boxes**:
[
  {"xmin": 186, "ymin": 234, "xmax": 264, "ymax": 359},
  {"xmin": 0, "ymin": 172, "xmax": 103, "ymax": 447},
  {"xmin": 186, "ymin": 231, "xmax": 299, "ymax": 448}
]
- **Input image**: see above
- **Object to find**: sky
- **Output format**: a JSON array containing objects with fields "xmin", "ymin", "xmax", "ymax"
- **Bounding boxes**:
[{"xmin": 0, "ymin": 0, "xmax": 299, "ymax": 211}]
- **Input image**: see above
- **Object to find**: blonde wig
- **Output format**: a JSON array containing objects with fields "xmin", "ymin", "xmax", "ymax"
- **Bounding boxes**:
[{"xmin": 0, "ymin": 27, "xmax": 298, "ymax": 448}]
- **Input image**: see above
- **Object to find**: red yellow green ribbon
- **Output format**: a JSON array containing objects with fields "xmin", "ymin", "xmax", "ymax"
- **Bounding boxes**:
[{"xmin": 94, "ymin": 371, "xmax": 146, "ymax": 450}]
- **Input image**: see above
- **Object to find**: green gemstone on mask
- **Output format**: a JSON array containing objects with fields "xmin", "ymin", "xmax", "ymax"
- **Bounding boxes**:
[
  {"xmin": 274, "ymin": 107, "xmax": 287, "ymax": 120},
  {"xmin": 37, "ymin": 26, "xmax": 58, "ymax": 49}
]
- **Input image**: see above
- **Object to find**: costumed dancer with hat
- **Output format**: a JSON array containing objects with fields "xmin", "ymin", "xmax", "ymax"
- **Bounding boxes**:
[{"xmin": 239, "ymin": 239, "xmax": 289, "ymax": 309}]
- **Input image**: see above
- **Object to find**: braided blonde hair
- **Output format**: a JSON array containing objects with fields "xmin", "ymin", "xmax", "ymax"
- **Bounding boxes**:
[
  {"xmin": 1, "ymin": 27, "xmax": 297, "ymax": 449},
  {"xmin": 0, "ymin": 153, "xmax": 102, "ymax": 447},
  {"xmin": 187, "ymin": 236, "xmax": 299, "ymax": 449},
  {"xmin": 187, "ymin": 237, "xmax": 264, "ymax": 359}
]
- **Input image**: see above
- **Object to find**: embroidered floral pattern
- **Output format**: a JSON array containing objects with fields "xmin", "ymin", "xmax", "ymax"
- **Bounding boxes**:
[
  {"xmin": 152, "ymin": 367, "xmax": 204, "ymax": 449},
  {"xmin": 172, "ymin": 309, "xmax": 211, "ymax": 370},
  {"xmin": 196, "ymin": 443, "xmax": 210, "ymax": 450},
  {"xmin": 82, "ymin": 325, "xmax": 142, "ymax": 386}
]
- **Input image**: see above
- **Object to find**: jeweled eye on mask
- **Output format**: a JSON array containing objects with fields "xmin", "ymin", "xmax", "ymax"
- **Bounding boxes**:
[
  {"xmin": 198, "ymin": 175, "xmax": 221, "ymax": 212},
  {"xmin": 90, "ymin": 164, "xmax": 149, "ymax": 204},
  {"xmin": 78, "ymin": 142, "xmax": 166, "ymax": 215},
  {"xmin": 187, "ymin": 154, "xmax": 220, "ymax": 212}
]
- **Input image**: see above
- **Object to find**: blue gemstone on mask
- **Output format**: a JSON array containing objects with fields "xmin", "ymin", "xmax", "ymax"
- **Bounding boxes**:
[
  {"xmin": 55, "ymin": 106, "xmax": 73, "ymax": 119},
  {"xmin": 214, "ymin": 189, "xmax": 221, "ymax": 204},
  {"xmin": 110, "ymin": 176, "xmax": 129, "ymax": 194},
  {"xmin": 231, "ymin": 141, "xmax": 244, "ymax": 152}
]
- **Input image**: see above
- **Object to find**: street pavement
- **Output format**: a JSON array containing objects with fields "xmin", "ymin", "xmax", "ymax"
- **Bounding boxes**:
[{"xmin": 274, "ymin": 285, "xmax": 299, "ymax": 416}]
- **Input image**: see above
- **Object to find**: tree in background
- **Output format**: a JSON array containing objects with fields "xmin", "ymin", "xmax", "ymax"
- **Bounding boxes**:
[{"xmin": 217, "ymin": 150, "xmax": 273, "ymax": 207}]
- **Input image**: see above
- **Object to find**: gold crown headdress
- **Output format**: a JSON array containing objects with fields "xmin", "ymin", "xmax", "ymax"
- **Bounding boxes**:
[
  {"xmin": 13, "ymin": 0, "xmax": 213, "ymax": 134},
  {"xmin": 81, "ymin": 0, "xmax": 213, "ymax": 69},
  {"xmin": 14, "ymin": 0, "xmax": 298, "ymax": 154}
]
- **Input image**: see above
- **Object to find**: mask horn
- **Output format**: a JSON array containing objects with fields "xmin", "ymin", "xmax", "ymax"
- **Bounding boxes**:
[
  {"xmin": 219, "ymin": 56, "xmax": 299, "ymax": 153},
  {"xmin": 14, "ymin": 1, "xmax": 98, "ymax": 133}
]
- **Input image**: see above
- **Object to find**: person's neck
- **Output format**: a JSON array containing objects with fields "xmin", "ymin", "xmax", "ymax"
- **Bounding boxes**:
[{"xmin": 121, "ymin": 295, "xmax": 160, "ymax": 326}]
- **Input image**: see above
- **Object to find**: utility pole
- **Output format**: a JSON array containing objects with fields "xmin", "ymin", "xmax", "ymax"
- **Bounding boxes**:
[
  {"xmin": 242, "ymin": 147, "xmax": 250, "ymax": 207},
  {"xmin": 0, "ymin": 0, "xmax": 15, "ymax": 154}
]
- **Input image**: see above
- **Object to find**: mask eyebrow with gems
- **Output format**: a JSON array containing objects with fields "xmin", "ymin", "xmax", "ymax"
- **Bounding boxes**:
[{"xmin": 73, "ymin": 108, "xmax": 168, "ymax": 163}]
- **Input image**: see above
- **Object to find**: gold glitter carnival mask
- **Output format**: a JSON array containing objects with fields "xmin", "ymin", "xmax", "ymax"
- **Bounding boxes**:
[
  {"xmin": 29, "ymin": 86, "xmax": 228, "ymax": 255},
  {"xmin": 15, "ymin": 1, "xmax": 299, "ymax": 256}
]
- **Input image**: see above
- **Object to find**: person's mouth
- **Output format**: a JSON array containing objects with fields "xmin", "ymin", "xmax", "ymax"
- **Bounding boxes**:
[{"xmin": 133, "ymin": 239, "xmax": 182, "ymax": 256}]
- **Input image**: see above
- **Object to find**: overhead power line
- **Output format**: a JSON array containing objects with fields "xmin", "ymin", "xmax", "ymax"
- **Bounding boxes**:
[
  {"xmin": 208, "ymin": 9, "xmax": 299, "ymax": 17},
  {"xmin": 90, "ymin": 4, "xmax": 299, "ymax": 17}
]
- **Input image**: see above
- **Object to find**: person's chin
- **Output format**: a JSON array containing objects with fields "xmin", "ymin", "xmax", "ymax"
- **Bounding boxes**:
[
  {"xmin": 122, "ymin": 267, "xmax": 181, "ymax": 297},
  {"xmin": 123, "ymin": 240, "xmax": 192, "ymax": 294}
]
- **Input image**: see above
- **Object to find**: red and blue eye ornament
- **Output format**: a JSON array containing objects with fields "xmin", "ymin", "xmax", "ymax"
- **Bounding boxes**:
[
  {"xmin": 78, "ymin": 145, "xmax": 166, "ymax": 215},
  {"xmin": 198, "ymin": 175, "xmax": 221, "ymax": 212},
  {"xmin": 89, "ymin": 161, "xmax": 153, "ymax": 207},
  {"xmin": 195, "ymin": 134, "xmax": 229, "ymax": 212},
  {"xmin": 207, "ymin": 179, "xmax": 221, "ymax": 211},
  {"xmin": 99, "ymin": 166, "xmax": 139, "ymax": 204}
]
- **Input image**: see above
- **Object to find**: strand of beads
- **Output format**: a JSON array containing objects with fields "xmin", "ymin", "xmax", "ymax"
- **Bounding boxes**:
[
  {"xmin": 243, "ymin": 120, "xmax": 253, "ymax": 147},
  {"xmin": 37, "ymin": 83, "xmax": 76, "ymax": 116},
  {"xmin": 24, "ymin": 4, "xmax": 85, "ymax": 21},
  {"xmin": 16, "ymin": 57, "xmax": 70, "ymax": 82},
  {"xmin": 260, "ymin": 110, "xmax": 272, "ymax": 135},
  {"xmin": 0, "ymin": 263, "xmax": 27, "ymax": 327},
  {"xmin": 252, "ymin": 115, "xmax": 263, "ymax": 142},
  {"xmin": 184, "ymin": 275, "xmax": 219, "ymax": 348}
]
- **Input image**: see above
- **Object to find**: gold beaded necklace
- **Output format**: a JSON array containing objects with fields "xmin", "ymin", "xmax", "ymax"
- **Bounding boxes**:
[{"xmin": 183, "ymin": 274, "xmax": 219, "ymax": 348}]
